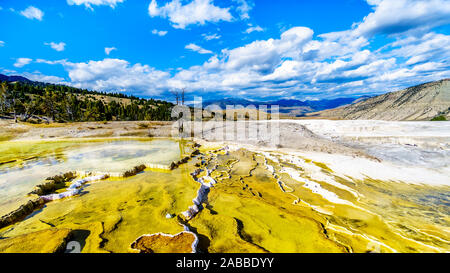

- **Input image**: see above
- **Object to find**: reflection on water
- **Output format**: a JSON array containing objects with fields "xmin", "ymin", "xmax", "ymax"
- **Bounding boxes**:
[{"xmin": 0, "ymin": 139, "xmax": 184, "ymax": 216}]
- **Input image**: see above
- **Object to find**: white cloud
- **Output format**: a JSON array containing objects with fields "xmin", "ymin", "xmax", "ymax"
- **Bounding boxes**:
[
  {"xmin": 20, "ymin": 6, "xmax": 44, "ymax": 21},
  {"xmin": 22, "ymin": 72, "xmax": 65, "ymax": 84},
  {"xmin": 355, "ymin": 0, "xmax": 450, "ymax": 36},
  {"xmin": 411, "ymin": 61, "xmax": 447, "ymax": 72},
  {"xmin": 36, "ymin": 59, "xmax": 69, "ymax": 65},
  {"xmin": 308, "ymin": 30, "xmax": 369, "ymax": 62},
  {"xmin": 244, "ymin": 24, "xmax": 263, "ymax": 34},
  {"xmin": 67, "ymin": 0, "xmax": 125, "ymax": 10},
  {"xmin": 29, "ymin": 1, "xmax": 450, "ymax": 100},
  {"xmin": 63, "ymin": 58, "xmax": 170, "ymax": 95},
  {"xmin": 105, "ymin": 47, "xmax": 117, "ymax": 55},
  {"xmin": 34, "ymin": 58, "xmax": 171, "ymax": 95},
  {"xmin": 202, "ymin": 33, "xmax": 221, "ymax": 40},
  {"xmin": 312, "ymin": 50, "xmax": 376, "ymax": 82},
  {"xmin": 185, "ymin": 43, "xmax": 213, "ymax": 54},
  {"xmin": 44, "ymin": 42, "xmax": 66, "ymax": 52},
  {"xmin": 168, "ymin": 23, "xmax": 449, "ymax": 98},
  {"xmin": 1, "ymin": 69, "xmax": 18, "ymax": 75},
  {"xmin": 381, "ymin": 32, "xmax": 450, "ymax": 73},
  {"xmin": 151, "ymin": 29, "xmax": 168, "ymax": 36},
  {"xmin": 0, "ymin": 41, "xmax": 4, "ymax": 47},
  {"xmin": 14, "ymin": 58, "xmax": 33, "ymax": 68},
  {"xmin": 148, "ymin": 0, "xmax": 233, "ymax": 29},
  {"xmin": 233, "ymin": 0, "xmax": 253, "ymax": 20},
  {"xmin": 223, "ymin": 27, "xmax": 313, "ymax": 71}
]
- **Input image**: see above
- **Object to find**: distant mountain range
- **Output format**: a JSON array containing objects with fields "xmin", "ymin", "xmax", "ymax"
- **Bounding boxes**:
[
  {"xmin": 0, "ymin": 74, "xmax": 33, "ymax": 83},
  {"xmin": 1, "ymin": 73, "xmax": 369, "ymax": 115},
  {"xmin": 200, "ymin": 96, "xmax": 371, "ymax": 116},
  {"xmin": 7, "ymin": 73, "xmax": 446, "ymax": 121},
  {"xmin": 0, "ymin": 73, "xmax": 53, "ymax": 88},
  {"xmin": 308, "ymin": 79, "xmax": 450, "ymax": 121}
]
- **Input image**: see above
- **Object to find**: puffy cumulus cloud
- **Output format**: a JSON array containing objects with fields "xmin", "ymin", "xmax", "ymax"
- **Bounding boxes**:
[
  {"xmin": 104, "ymin": 47, "xmax": 117, "ymax": 55},
  {"xmin": 314, "ymin": 58, "xmax": 397, "ymax": 84},
  {"xmin": 36, "ymin": 24, "xmax": 450, "ymax": 99},
  {"xmin": 32, "ymin": 0, "xmax": 450, "ymax": 101},
  {"xmin": 309, "ymin": 30, "xmax": 369, "ymax": 61},
  {"xmin": 354, "ymin": 0, "xmax": 450, "ymax": 36},
  {"xmin": 259, "ymin": 61, "xmax": 316, "ymax": 82},
  {"xmin": 151, "ymin": 29, "xmax": 168, "ymax": 36},
  {"xmin": 312, "ymin": 50, "xmax": 376, "ymax": 82},
  {"xmin": 0, "ymin": 41, "xmax": 4, "ymax": 47},
  {"xmin": 53, "ymin": 58, "xmax": 171, "ymax": 95},
  {"xmin": 20, "ymin": 6, "xmax": 44, "ymax": 21},
  {"xmin": 44, "ymin": 42, "xmax": 66, "ymax": 52},
  {"xmin": 223, "ymin": 27, "xmax": 313, "ymax": 72},
  {"xmin": 32, "ymin": 58, "xmax": 169, "ymax": 95},
  {"xmin": 168, "ymin": 23, "xmax": 449, "ymax": 98},
  {"xmin": 21, "ymin": 72, "xmax": 66, "ymax": 84},
  {"xmin": 384, "ymin": 32, "xmax": 450, "ymax": 66},
  {"xmin": 158, "ymin": 27, "xmax": 318, "ymax": 96},
  {"xmin": 185, "ymin": 43, "xmax": 213, "ymax": 54},
  {"xmin": 14, "ymin": 58, "xmax": 33, "ymax": 68},
  {"xmin": 67, "ymin": 0, "xmax": 125, "ymax": 10},
  {"xmin": 149, "ymin": 0, "xmax": 233, "ymax": 29}
]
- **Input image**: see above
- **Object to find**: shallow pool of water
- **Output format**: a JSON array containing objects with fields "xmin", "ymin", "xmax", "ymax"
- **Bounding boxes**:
[{"xmin": 0, "ymin": 138, "xmax": 186, "ymax": 216}]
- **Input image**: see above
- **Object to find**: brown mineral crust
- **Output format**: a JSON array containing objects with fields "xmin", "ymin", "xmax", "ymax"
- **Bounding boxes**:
[
  {"xmin": 123, "ymin": 164, "xmax": 146, "ymax": 177},
  {"xmin": 0, "ymin": 198, "xmax": 46, "ymax": 229},
  {"xmin": 29, "ymin": 172, "xmax": 76, "ymax": 196},
  {"xmin": 131, "ymin": 232, "xmax": 196, "ymax": 253},
  {"xmin": 169, "ymin": 147, "xmax": 200, "ymax": 170}
]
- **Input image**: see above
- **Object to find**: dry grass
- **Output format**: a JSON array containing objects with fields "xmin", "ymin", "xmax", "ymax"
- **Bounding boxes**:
[
  {"xmin": 0, "ymin": 127, "xmax": 29, "ymax": 142},
  {"xmin": 137, "ymin": 123, "xmax": 151, "ymax": 129},
  {"xmin": 119, "ymin": 131, "xmax": 150, "ymax": 137}
]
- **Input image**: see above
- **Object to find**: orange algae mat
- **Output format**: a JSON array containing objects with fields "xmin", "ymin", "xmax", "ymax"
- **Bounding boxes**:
[{"xmin": 131, "ymin": 232, "xmax": 197, "ymax": 253}]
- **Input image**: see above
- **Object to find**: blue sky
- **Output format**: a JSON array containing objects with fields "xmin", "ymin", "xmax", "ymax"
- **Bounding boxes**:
[{"xmin": 0, "ymin": 0, "xmax": 449, "ymax": 102}]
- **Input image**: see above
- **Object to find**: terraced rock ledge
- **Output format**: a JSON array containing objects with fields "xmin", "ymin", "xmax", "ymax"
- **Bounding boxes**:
[
  {"xmin": 0, "ymin": 141, "xmax": 201, "ymax": 231},
  {"xmin": 1, "ymin": 136, "xmax": 448, "ymax": 253},
  {"xmin": 0, "ymin": 198, "xmax": 45, "ymax": 229}
]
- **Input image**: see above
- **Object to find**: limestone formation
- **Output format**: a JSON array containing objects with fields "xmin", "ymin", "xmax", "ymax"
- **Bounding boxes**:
[
  {"xmin": 169, "ymin": 148, "xmax": 200, "ymax": 170},
  {"xmin": 0, "ymin": 198, "xmax": 45, "ymax": 229},
  {"xmin": 29, "ymin": 172, "xmax": 76, "ymax": 196},
  {"xmin": 309, "ymin": 79, "xmax": 450, "ymax": 121},
  {"xmin": 123, "ymin": 164, "xmax": 146, "ymax": 177}
]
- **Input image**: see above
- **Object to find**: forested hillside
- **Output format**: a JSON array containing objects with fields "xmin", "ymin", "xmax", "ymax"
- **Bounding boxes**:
[{"xmin": 0, "ymin": 80, "xmax": 174, "ymax": 123}]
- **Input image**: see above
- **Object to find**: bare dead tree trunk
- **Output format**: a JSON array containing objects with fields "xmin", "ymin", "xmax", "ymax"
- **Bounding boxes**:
[
  {"xmin": 0, "ymin": 83, "xmax": 6, "ymax": 113},
  {"xmin": 12, "ymin": 91, "xmax": 17, "ymax": 123},
  {"xmin": 181, "ymin": 88, "xmax": 185, "ymax": 105},
  {"xmin": 171, "ymin": 90, "xmax": 179, "ymax": 105}
]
